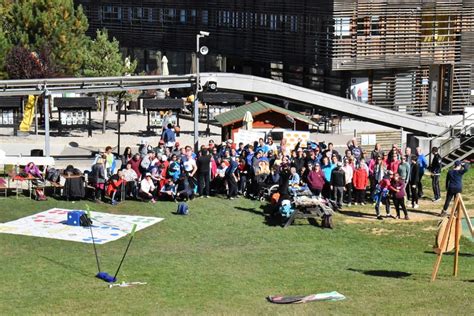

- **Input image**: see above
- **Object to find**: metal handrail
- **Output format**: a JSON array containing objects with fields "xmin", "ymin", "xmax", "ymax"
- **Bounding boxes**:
[
  {"xmin": 428, "ymin": 114, "xmax": 474, "ymax": 164},
  {"xmin": 430, "ymin": 112, "xmax": 474, "ymax": 143},
  {"xmin": 439, "ymin": 135, "xmax": 474, "ymax": 167}
]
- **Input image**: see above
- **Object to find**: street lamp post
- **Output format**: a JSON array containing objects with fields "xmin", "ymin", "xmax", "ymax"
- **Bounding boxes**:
[
  {"xmin": 194, "ymin": 31, "xmax": 209, "ymax": 152},
  {"xmin": 43, "ymin": 89, "xmax": 51, "ymax": 157}
]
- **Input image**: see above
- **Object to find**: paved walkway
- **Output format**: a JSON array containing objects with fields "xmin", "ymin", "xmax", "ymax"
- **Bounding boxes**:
[{"xmin": 0, "ymin": 107, "xmax": 463, "ymax": 169}]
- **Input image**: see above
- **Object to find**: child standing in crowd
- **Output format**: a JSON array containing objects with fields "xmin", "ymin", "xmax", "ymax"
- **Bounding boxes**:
[{"xmin": 391, "ymin": 173, "xmax": 408, "ymax": 220}]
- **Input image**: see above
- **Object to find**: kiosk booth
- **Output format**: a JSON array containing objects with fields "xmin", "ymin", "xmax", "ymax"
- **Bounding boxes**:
[
  {"xmin": 55, "ymin": 97, "xmax": 96, "ymax": 137},
  {"xmin": 0, "ymin": 96, "xmax": 22, "ymax": 136},
  {"xmin": 143, "ymin": 99, "xmax": 184, "ymax": 134}
]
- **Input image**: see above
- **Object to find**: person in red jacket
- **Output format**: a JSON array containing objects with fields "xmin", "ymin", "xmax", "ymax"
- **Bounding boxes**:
[
  {"xmin": 106, "ymin": 170, "xmax": 125, "ymax": 205},
  {"xmin": 307, "ymin": 163, "xmax": 325, "ymax": 196},
  {"xmin": 353, "ymin": 163, "xmax": 368, "ymax": 205},
  {"xmin": 374, "ymin": 170, "xmax": 397, "ymax": 220},
  {"xmin": 129, "ymin": 153, "xmax": 142, "ymax": 180},
  {"xmin": 388, "ymin": 154, "xmax": 401, "ymax": 174}
]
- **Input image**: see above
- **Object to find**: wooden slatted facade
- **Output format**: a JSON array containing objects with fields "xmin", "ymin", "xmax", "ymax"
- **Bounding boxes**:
[{"xmin": 76, "ymin": 0, "xmax": 474, "ymax": 115}]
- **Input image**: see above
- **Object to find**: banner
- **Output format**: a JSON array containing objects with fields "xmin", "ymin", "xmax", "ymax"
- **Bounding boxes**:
[
  {"xmin": 283, "ymin": 131, "xmax": 310, "ymax": 148},
  {"xmin": 234, "ymin": 129, "xmax": 266, "ymax": 145}
]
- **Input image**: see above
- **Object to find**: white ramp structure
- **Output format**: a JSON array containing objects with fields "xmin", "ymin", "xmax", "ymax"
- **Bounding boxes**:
[{"xmin": 200, "ymin": 73, "xmax": 446, "ymax": 136}]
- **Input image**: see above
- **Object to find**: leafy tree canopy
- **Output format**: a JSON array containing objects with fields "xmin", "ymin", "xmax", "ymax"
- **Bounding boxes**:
[
  {"xmin": 83, "ymin": 29, "xmax": 137, "ymax": 77},
  {"xmin": 6, "ymin": 0, "xmax": 89, "ymax": 76}
]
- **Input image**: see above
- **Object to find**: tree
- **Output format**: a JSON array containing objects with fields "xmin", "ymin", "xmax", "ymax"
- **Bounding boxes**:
[
  {"xmin": 5, "ymin": 45, "xmax": 57, "ymax": 79},
  {"xmin": 83, "ymin": 29, "xmax": 137, "ymax": 133},
  {"xmin": 6, "ymin": 0, "xmax": 89, "ymax": 76},
  {"xmin": 0, "ymin": 1, "xmax": 13, "ymax": 79},
  {"xmin": 83, "ymin": 29, "xmax": 136, "ymax": 77}
]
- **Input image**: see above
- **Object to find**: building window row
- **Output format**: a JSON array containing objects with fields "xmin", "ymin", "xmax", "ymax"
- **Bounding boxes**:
[{"xmin": 99, "ymin": 5, "xmax": 302, "ymax": 32}]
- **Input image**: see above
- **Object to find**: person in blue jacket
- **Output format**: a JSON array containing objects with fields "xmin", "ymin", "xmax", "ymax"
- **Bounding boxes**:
[
  {"xmin": 440, "ymin": 160, "xmax": 469, "ymax": 216},
  {"xmin": 416, "ymin": 147, "xmax": 428, "ymax": 198}
]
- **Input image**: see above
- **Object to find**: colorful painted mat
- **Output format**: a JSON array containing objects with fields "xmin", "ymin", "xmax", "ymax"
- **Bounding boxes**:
[
  {"xmin": 267, "ymin": 291, "xmax": 346, "ymax": 304},
  {"xmin": 0, "ymin": 208, "xmax": 163, "ymax": 244}
]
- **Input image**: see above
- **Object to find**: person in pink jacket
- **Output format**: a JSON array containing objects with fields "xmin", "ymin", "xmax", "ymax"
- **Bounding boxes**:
[{"xmin": 306, "ymin": 163, "xmax": 325, "ymax": 197}]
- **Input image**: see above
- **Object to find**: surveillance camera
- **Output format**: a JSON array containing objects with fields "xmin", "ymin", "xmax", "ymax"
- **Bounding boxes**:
[{"xmin": 200, "ymin": 31, "xmax": 210, "ymax": 36}]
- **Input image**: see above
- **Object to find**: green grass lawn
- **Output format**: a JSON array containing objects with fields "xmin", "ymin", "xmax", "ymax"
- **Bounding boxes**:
[{"xmin": 0, "ymin": 172, "xmax": 473, "ymax": 315}]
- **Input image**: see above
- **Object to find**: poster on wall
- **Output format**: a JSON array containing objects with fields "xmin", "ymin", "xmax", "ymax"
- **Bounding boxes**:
[
  {"xmin": 282, "ymin": 131, "xmax": 310, "ymax": 149},
  {"xmin": 350, "ymin": 77, "xmax": 369, "ymax": 104},
  {"xmin": 360, "ymin": 134, "xmax": 376, "ymax": 146}
]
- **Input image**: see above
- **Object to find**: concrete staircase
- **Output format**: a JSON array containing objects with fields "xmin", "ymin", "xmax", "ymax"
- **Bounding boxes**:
[
  {"xmin": 441, "ymin": 135, "xmax": 474, "ymax": 168},
  {"xmin": 429, "ymin": 114, "xmax": 474, "ymax": 169}
]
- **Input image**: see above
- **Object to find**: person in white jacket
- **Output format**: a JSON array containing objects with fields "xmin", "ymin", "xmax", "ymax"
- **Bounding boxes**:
[
  {"xmin": 342, "ymin": 158, "xmax": 354, "ymax": 206},
  {"xmin": 139, "ymin": 173, "xmax": 156, "ymax": 203}
]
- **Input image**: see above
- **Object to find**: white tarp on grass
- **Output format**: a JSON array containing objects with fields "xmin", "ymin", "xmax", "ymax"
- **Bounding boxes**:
[{"xmin": 0, "ymin": 208, "xmax": 163, "ymax": 244}]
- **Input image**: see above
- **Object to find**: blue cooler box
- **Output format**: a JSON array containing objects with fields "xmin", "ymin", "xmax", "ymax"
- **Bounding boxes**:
[{"xmin": 67, "ymin": 210, "xmax": 85, "ymax": 226}]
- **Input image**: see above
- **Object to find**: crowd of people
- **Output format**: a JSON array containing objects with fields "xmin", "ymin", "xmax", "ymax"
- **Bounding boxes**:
[{"xmin": 80, "ymin": 124, "xmax": 469, "ymax": 220}]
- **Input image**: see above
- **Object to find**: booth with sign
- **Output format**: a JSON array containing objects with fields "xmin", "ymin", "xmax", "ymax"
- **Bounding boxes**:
[
  {"xmin": 143, "ymin": 99, "xmax": 184, "ymax": 135},
  {"xmin": 55, "ymin": 97, "xmax": 96, "ymax": 137},
  {"xmin": 0, "ymin": 96, "xmax": 22, "ymax": 136}
]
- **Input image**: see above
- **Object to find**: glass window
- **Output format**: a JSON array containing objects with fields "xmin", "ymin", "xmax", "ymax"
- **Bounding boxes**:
[
  {"xmin": 202, "ymin": 10, "xmax": 208, "ymax": 24},
  {"xmin": 371, "ymin": 16, "xmax": 380, "ymax": 36},
  {"xmin": 334, "ymin": 17, "xmax": 351, "ymax": 38},
  {"xmin": 164, "ymin": 8, "xmax": 176, "ymax": 23},
  {"xmin": 180, "ymin": 9, "xmax": 186, "ymax": 24},
  {"xmin": 290, "ymin": 16, "xmax": 298, "ymax": 32},
  {"xmin": 102, "ymin": 5, "xmax": 122, "ymax": 22},
  {"xmin": 270, "ymin": 14, "xmax": 277, "ymax": 30}
]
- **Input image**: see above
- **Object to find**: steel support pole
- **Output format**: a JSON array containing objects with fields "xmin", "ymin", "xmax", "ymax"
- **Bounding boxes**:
[
  {"xmin": 194, "ymin": 34, "xmax": 200, "ymax": 153},
  {"xmin": 44, "ymin": 89, "xmax": 51, "ymax": 157}
]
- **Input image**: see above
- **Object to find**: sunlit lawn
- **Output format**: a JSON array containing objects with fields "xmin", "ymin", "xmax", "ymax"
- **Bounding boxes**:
[{"xmin": 0, "ymin": 172, "xmax": 472, "ymax": 314}]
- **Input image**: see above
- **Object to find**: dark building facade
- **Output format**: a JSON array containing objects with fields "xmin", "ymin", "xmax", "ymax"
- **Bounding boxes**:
[{"xmin": 76, "ymin": 0, "xmax": 474, "ymax": 115}]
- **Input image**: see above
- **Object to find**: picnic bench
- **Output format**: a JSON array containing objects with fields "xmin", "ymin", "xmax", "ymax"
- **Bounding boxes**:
[{"xmin": 283, "ymin": 194, "xmax": 336, "ymax": 229}]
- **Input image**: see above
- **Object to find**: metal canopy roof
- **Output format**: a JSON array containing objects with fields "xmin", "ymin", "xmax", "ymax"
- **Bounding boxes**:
[
  {"xmin": 214, "ymin": 100, "xmax": 316, "ymax": 127},
  {"xmin": 0, "ymin": 96, "xmax": 22, "ymax": 108},
  {"xmin": 0, "ymin": 75, "xmax": 195, "ymax": 96},
  {"xmin": 200, "ymin": 92, "xmax": 244, "ymax": 104},
  {"xmin": 143, "ymin": 99, "xmax": 184, "ymax": 110},
  {"xmin": 54, "ymin": 97, "xmax": 97, "ymax": 110}
]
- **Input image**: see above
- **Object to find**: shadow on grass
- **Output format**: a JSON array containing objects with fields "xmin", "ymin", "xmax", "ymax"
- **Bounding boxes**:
[
  {"xmin": 235, "ymin": 206, "xmax": 265, "ymax": 217},
  {"xmin": 407, "ymin": 209, "xmax": 440, "ymax": 217},
  {"xmin": 39, "ymin": 255, "xmax": 91, "ymax": 278},
  {"xmin": 339, "ymin": 210, "xmax": 377, "ymax": 219},
  {"xmin": 235, "ymin": 205, "xmax": 283, "ymax": 227},
  {"xmin": 423, "ymin": 251, "xmax": 474, "ymax": 257},
  {"xmin": 348, "ymin": 268, "xmax": 412, "ymax": 278}
]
